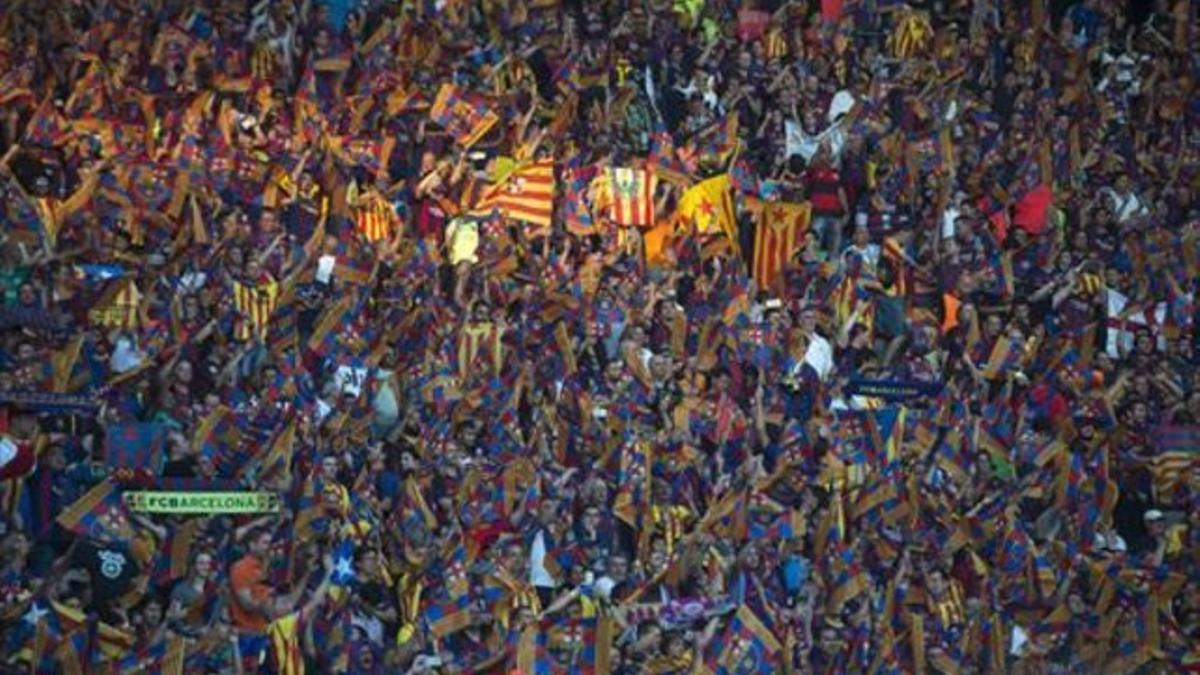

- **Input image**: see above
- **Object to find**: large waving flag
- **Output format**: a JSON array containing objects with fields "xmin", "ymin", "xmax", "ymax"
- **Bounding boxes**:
[
  {"xmin": 613, "ymin": 439, "xmax": 652, "ymax": 529},
  {"xmin": 607, "ymin": 167, "xmax": 656, "ymax": 227},
  {"xmin": 88, "ymin": 279, "xmax": 143, "ymax": 330},
  {"xmin": 473, "ymin": 160, "xmax": 556, "ymax": 233},
  {"xmin": 232, "ymin": 276, "xmax": 280, "ymax": 342},
  {"xmin": 561, "ymin": 159, "xmax": 600, "ymax": 235},
  {"xmin": 701, "ymin": 605, "xmax": 782, "ymax": 675},
  {"xmin": 56, "ymin": 479, "xmax": 134, "ymax": 543},
  {"xmin": 192, "ymin": 406, "xmax": 248, "ymax": 478},
  {"xmin": 678, "ymin": 174, "xmax": 739, "ymax": 253},
  {"xmin": 752, "ymin": 201, "xmax": 810, "ymax": 290},
  {"xmin": 24, "ymin": 96, "xmax": 71, "ymax": 147},
  {"xmin": 430, "ymin": 84, "xmax": 499, "ymax": 149},
  {"xmin": 690, "ymin": 113, "xmax": 740, "ymax": 166},
  {"xmin": 1105, "ymin": 288, "xmax": 1166, "ymax": 357},
  {"xmin": 104, "ymin": 423, "xmax": 167, "ymax": 475},
  {"xmin": 268, "ymin": 613, "xmax": 304, "ymax": 675},
  {"xmin": 423, "ymin": 546, "xmax": 473, "ymax": 638},
  {"xmin": 1147, "ymin": 426, "xmax": 1199, "ymax": 501},
  {"xmin": 648, "ymin": 123, "xmax": 694, "ymax": 187}
]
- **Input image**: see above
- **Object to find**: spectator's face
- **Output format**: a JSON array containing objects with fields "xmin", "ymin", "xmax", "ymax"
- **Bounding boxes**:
[
  {"xmin": 582, "ymin": 506, "xmax": 601, "ymax": 532},
  {"xmin": 1132, "ymin": 402, "xmax": 1148, "ymax": 424},
  {"xmin": 17, "ymin": 284, "xmax": 35, "ymax": 306},
  {"xmin": 194, "ymin": 552, "xmax": 214, "ymax": 579},
  {"xmin": 985, "ymin": 315, "xmax": 1002, "ymax": 336},
  {"xmin": 608, "ymin": 555, "xmax": 628, "ymax": 581},
  {"xmin": 175, "ymin": 360, "xmax": 193, "ymax": 383},
  {"xmin": 1135, "ymin": 333, "xmax": 1153, "ymax": 354},
  {"xmin": 358, "ymin": 550, "xmax": 379, "ymax": 576},
  {"xmin": 537, "ymin": 499, "xmax": 557, "ymax": 524},
  {"xmin": 853, "ymin": 224, "xmax": 869, "ymax": 246},
  {"xmin": 143, "ymin": 600, "xmax": 163, "ymax": 627},
  {"xmin": 250, "ymin": 532, "xmax": 272, "ymax": 559},
  {"xmin": 504, "ymin": 543, "xmax": 525, "ymax": 575},
  {"xmin": 321, "ymin": 455, "xmax": 339, "ymax": 476},
  {"xmin": 799, "ymin": 311, "xmax": 817, "ymax": 333},
  {"xmin": 928, "ymin": 567, "xmax": 952, "ymax": 598},
  {"xmin": 604, "ymin": 361, "xmax": 622, "ymax": 383},
  {"xmin": 460, "ymin": 425, "xmax": 479, "ymax": 447}
]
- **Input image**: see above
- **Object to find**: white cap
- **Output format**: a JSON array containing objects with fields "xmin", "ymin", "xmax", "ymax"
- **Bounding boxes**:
[{"xmin": 1143, "ymin": 509, "xmax": 1164, "ymax": 522}]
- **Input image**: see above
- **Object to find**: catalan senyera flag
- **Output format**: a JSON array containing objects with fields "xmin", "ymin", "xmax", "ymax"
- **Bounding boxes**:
[
  {"xmin": 233, "ymin": 276, "xmax": 279, "ymax": 342},
  {"xmin": 679, "ymin": 174, "xmax": 739, "ymax": 254},
  {"xmin": 473, "ymin": 160, "xmax": 556, "ymax": 232},
  {"xmin": 430, "ymin": 83, "xmax": 499, "ymax": 149},
  {"xmin": 354, "ymin": 191, "xmax": 398, "ymax": 242},
  {"xmin": 752, "ymin": 201, "xmax": 810, "ymax": 290},
  {"xmin": 607, "ymin": 167, "xmax": 656, "ymax": 227}
]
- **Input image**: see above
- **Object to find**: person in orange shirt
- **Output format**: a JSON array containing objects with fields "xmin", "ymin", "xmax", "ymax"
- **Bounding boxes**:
[{"xmin": 230, "ymin": 527, "xmax": 310, "ymax": 670}]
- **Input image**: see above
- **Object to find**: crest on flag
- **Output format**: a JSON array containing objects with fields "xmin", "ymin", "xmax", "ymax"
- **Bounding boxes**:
[
  {"xmin": 430, "ymin": 84, "xmax": 499, "ymax": 149},
  {"xmin": 607, "ymin": 167, "xmax": 655, "ymax": 227},
  {"xmin": 701, "ymin": 605, "xmax": 782, "ymax": 675}
]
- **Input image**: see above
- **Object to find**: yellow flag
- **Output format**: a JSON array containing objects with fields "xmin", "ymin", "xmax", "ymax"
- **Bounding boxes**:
[{"xmin": 678, "ymin": 174, "xmax": 739, "ymax": 255}]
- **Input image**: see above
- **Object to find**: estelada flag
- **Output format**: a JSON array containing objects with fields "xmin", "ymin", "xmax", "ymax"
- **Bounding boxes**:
[
  {"xmin": 430, "ymin": 84, "xmax": 499, "ymax": 149},
  {"xmin": 678, "ymin": 174, "xmax": 739, "ymax": 255},
  {"xmin": 473, "ymin": 160, "xmax": 556, "ymax": 232},
  {"xmin": 607, "ymin": 167, "xmax": 655, "ymax": 227},
  {"xmin": 1147, "ymin": 425, "xmax": 1199, "ymax": 501},
  {"xmin": 232, "ymin": 275, "xmax": 279, "ymax": 342},
  {"xmin": 752, "ymin": 201, "xmax": 810, "ymax": 290}
]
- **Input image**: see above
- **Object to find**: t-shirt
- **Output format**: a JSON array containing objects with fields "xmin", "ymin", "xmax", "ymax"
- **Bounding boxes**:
[
  {"xmin": 806, "ymin": 167, "xmax": 844, "ymax": 216},
  {"xmin": 230, "ymin": 555, "xmax": 271, "ymax": 632},
  {"xmin": 371, "ymin": 369, "xmax": 399, "ymax": 425},
  {"xmin": 72, "ymin": 541, "xmax": 139, "ymax": 618}
]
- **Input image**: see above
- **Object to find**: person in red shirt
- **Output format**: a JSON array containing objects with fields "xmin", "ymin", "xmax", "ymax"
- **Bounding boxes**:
[{"xmin": 804, "ymin": 145, "xmax": 849, "ymax": 258}]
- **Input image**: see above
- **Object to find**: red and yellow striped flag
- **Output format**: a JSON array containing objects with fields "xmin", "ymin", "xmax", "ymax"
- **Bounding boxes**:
[
  {"xmin": 607, "ymin": 167, "xmax": 656, "ymax": 227},
  {"xmin": 473, "ymin": 160, "xmax": 556, "ymax": 233},
  {"xmin": 354, "ymin": 192, "xmax": 397, "ymax": 243},
  {"xmin": 752, "ymin": 201, "xmax": 810, "ymax": 290}
]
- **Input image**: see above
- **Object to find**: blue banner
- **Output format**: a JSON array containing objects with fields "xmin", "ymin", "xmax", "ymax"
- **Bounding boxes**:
[{"xmin": 845, "ymin": 378, "xmax": 942, "ymax": 401}]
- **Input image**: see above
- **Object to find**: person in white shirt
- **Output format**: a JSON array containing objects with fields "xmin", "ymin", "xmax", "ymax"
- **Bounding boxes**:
[
  {"xmin": 792, "ymin": 307, "xmax": 833, "ymax": 382},
  {"xmin": 841, "ymin": 223, "xmax": 881, "ymax": 275},
  {"xmin": 1101, "ymin": 175, "xmax": 1148, "ymax": 223}
]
